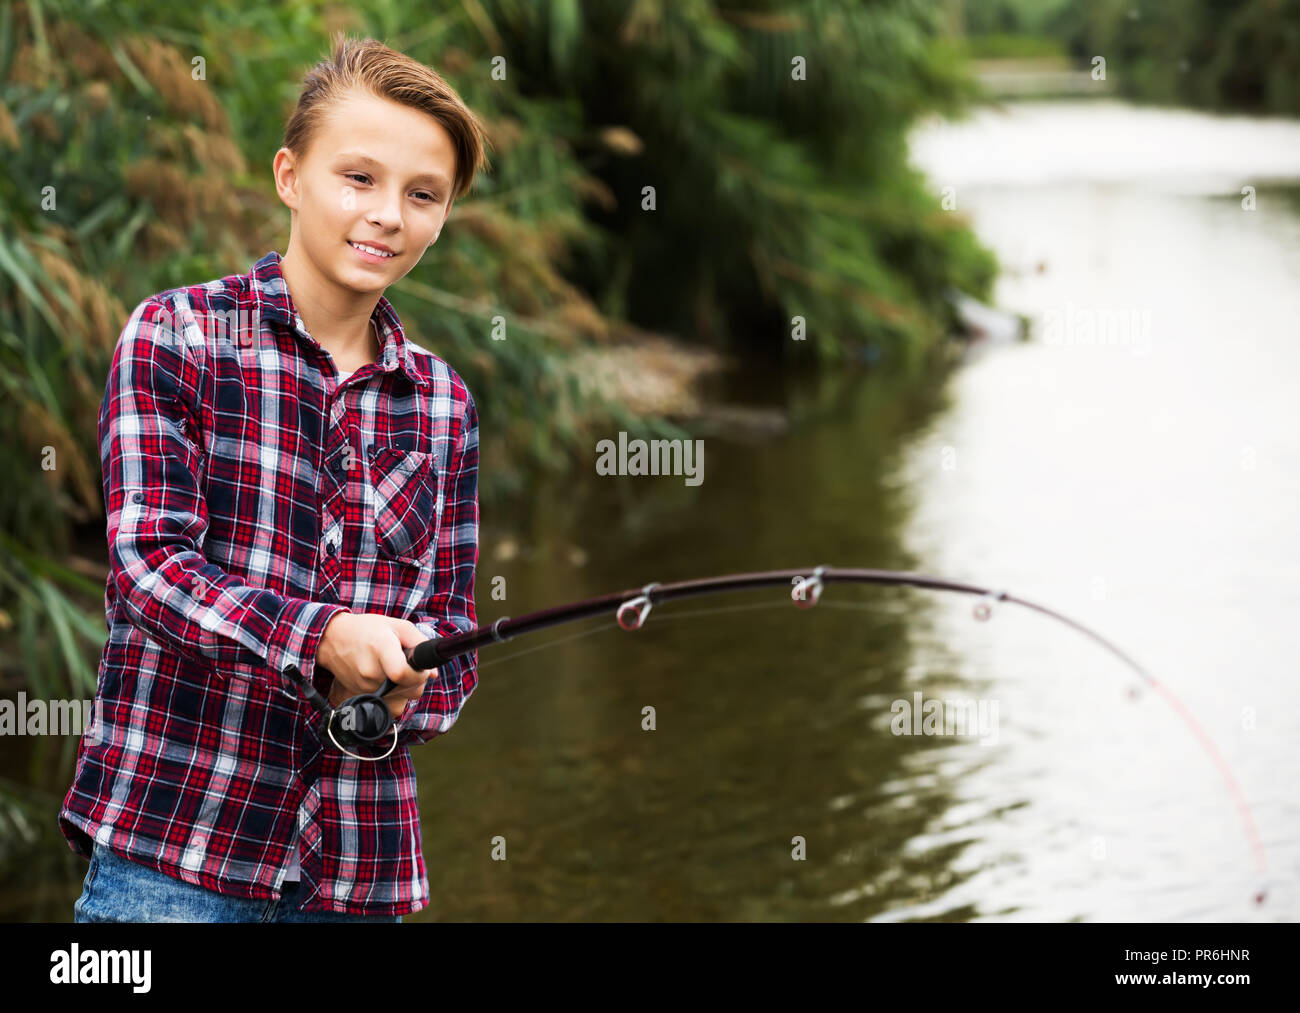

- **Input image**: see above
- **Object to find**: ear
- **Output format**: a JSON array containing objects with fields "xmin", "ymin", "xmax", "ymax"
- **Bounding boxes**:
[{"xmin": 272, "ymin": 148, "xmax": 300, "ymax": 211}]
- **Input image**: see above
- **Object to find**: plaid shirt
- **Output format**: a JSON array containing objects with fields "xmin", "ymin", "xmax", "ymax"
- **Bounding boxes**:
[{"xmin": 58, "ymin": 250, "xmax": 480, "ymax": 917}]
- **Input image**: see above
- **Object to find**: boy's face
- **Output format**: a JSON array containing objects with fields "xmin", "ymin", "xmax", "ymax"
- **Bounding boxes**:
[{"xmin": 274, "ymin": 88, "xmax": 458, "ymax": 295}]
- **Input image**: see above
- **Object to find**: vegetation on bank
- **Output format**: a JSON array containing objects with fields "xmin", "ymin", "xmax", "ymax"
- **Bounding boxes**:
[
  {"xmin": 960, "ymin": 0, "xmax": 1300, "ymax": 115},
  {"xmin": 0, "ymin": 0, "xmax": 995, "ymax": 840}
]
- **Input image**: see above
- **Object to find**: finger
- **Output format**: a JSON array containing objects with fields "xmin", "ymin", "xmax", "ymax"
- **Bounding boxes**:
[
  {"xmin": 388, "ymin": 688, "xmax": 420, "ymax": 718},
  {"xmin": 395, "ymin": 674, "xmax": 424, "ymax": 697},
  {"xmin": 380, "ymin": 637, "xmax": 420, "ymax": 687},
  {"xmin": 383, "ymin": 618, "xmax": 424, "ymax": 647},
  {"xmin": 396, "ymin": 673, "xmax": 431, "ymax": 702}
]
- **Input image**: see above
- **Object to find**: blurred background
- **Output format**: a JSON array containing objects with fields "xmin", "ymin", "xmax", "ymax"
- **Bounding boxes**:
[{"xmin": 1, "ymin": 0, "xmax": 1297, "ymax": 921}]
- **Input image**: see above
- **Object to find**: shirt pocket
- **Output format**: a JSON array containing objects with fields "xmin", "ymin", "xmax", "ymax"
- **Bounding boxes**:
[{"xmin": 368, "ymin": 445, "xmax": 439, "ymax": 564}]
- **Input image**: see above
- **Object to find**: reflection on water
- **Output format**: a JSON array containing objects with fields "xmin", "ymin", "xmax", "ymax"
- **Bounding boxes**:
[
  {"xmin": 15, "ymin": 101, "xmax": 1300, "ymax": 922},
  {"xmin": 895, "ymin": 100, "xmax": 1300, "ymax": 921},
  {"xmin": 427, "ymin": 100, "xmax": 1298, "ymax": 922}
]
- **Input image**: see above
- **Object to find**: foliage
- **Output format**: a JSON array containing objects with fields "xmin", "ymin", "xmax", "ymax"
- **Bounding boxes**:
[
  {"xmin": 0, "ymin": 0, "xmax": 993, "ymax": 739},
  {"xmin": 968, "ymin": 0, "xmax": 1300, "ymax": 115}
]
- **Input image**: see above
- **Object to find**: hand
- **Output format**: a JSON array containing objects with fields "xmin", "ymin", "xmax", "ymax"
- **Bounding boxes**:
[
  {"xmin": 318, "ymin": 613, "xmax": 438, "ymax": 720},
  {"xmin": 326, "ymin": 667, "xmax": 431, "ymax": 720}
]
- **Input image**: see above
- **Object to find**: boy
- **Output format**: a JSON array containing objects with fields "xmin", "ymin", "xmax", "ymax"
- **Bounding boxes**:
[{"xmin": 60, "ymin": 35, "xmax": 490, "ymax": 921}]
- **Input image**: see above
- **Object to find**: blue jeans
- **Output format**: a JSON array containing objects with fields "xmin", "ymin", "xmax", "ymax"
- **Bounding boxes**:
[{"xmin": 73, "ymin": 843, "xmax": 402, "ymax": 923}]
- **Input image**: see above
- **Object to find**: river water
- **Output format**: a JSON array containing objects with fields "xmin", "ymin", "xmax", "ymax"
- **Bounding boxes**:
[
  {"xmin": 14, "ymin": 100, "xmax": 1299, "ymax": 922},
  {"xmin": 896, "ymin": 100, "xmax": 1300, "ymax": 921},
  {"xmin": 413, "ymin": 100, "xmax": 1299, "ymax": 922}
]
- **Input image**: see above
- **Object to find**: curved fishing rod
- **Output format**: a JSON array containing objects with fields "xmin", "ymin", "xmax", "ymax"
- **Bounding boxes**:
[{"xmin": 318, "ymin": 564, "xmax": 1268, "ymax": 904}]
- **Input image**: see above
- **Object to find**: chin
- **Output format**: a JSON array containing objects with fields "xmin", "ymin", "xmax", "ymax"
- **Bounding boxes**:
[
  {"xmin": 323, "ymin": 263, "xmax": 374, "ymax": 294},
  {"xmin": 336, "ymin": 252, "xmax": 389, "ymax": 282}
]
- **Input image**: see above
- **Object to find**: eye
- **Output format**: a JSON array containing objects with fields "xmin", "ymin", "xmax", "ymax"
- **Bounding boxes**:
[{"xmin": 344, "ymin": 173, "xmax": 436, "ymax": 202}]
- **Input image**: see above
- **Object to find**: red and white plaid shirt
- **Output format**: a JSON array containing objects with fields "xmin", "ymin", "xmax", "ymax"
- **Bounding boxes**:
[{"xmin": 59, "ymin": 250, "xmax": 480, "ymax": 916}]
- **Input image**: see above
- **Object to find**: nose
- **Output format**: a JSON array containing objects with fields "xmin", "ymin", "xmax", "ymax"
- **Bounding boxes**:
[{"xmin": 365, "ymin": 185, "xmax": 404, "ymax": 234}]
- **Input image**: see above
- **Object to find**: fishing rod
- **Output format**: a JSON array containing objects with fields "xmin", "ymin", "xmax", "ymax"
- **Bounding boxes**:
[{"xmin": 299, "ymin": 564, "xmax": 1269, "ymax": 904}]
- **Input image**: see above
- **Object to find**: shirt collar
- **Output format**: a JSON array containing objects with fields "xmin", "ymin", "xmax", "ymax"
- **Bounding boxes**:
[{"xmin": 251, "ymin": 250, "xmax": 429, "ymax": 388}]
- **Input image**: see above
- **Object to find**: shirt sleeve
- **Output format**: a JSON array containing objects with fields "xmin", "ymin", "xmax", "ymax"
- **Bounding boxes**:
[
  {"xmin": 102, "ymin": 295, "xmax": 349, "ymax": 696},
  {"xmin": 396, "ymin": 389, "xmax": 480, "ymax": 747}
]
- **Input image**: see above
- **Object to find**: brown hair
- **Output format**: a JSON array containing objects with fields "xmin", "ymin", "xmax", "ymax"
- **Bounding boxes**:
[{"xmin": 282, "ymin": 33, "xmax": 490, "ymax": 202}]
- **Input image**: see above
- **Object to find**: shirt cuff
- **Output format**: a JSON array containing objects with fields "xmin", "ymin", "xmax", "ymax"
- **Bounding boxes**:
[
  {"xmin": 394, "ymin": 621, "xmax": 453, "ymax": 738},
  {"xmin": 270, "ymin": 600, "xmax": 352, "ymax": 696}
]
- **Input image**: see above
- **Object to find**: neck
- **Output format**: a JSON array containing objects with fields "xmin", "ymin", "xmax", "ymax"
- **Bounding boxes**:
[{"xmin": 279, "ymin": 244, "xmax": 382, "ymax": 368}]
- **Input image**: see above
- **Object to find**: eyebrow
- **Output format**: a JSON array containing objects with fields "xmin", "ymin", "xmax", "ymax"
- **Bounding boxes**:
[{"xmin": 335, "ymin": 152, "xmax": 451, "ymax": 192}]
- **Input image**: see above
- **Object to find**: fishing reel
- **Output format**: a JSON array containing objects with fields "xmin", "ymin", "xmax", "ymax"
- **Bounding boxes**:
[
  {"xmin": 286, "ymin": 649, "xmax": 429, "ymax": 761},
  {"xmin": 323, "ymin": 676, "xmax": 401, "ymax": 760}
]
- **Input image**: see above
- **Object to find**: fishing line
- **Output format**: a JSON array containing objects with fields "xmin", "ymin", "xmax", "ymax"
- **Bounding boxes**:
[
  {"xmin": 478, "ymin": 598, "xmax": 821, "ymax": 670},
  {"xmin": 304, "ymin": 564, "xmax": 1269, "ymax": 905},
  {"xmin": 656, "ymin": 596, "xmax": 1269, "ymax": 900},
  {"xmin": 478, "ymin": 596, "xmax": 922, "ymax": 670},
  {"xmin": 476, "ymin": 617, "xmax": 623, "ymax": 670}
]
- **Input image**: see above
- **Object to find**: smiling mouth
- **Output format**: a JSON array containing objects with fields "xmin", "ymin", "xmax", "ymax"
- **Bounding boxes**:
[{"xmin": 347, "ymin": 240, "xmax": 397, "ymax": 259}]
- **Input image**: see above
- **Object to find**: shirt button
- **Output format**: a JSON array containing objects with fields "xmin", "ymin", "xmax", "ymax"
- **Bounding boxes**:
[
  {"xmin": 132, "ymin": 492, "xmax": 144, "ymax": 503},
  {"xmin": 192, "ymin": 834, "xmax": 207, "ymax": 848},
  {"xmin": 326, "ymin": 541, "xmax": 337, "ymax": 556}
]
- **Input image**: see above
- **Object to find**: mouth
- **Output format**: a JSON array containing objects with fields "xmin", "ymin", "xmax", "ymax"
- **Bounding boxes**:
[{"xmin": 347, "ymin": 240, "xmax": 397, "ymax": 263}]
